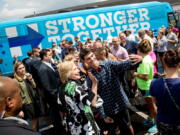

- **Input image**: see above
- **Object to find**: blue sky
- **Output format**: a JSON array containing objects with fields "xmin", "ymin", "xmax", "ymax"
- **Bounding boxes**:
[{"xmin": 0, "ymin": 0, "xmax": 104, "ymax": 22}]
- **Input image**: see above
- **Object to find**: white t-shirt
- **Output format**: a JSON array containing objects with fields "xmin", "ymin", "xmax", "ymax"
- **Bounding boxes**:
[{"xmin": 127, "ymin": 34, "xmax": 136, "ymax": 42}]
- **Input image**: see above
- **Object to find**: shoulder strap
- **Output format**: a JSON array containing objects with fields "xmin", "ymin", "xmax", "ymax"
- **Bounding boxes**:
[{"xmin": 163, "ymin": 78, "xmax": 180, "ymax": 111}]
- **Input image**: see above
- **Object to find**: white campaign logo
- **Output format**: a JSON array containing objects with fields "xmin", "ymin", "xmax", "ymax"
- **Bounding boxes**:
[
  {"xmin": 45, "ymin": 8, "xmax": 150, "ymax": 42},
  {"xmin": 6, "ymin": 23, "xmax": 41, "ymax": 57}
]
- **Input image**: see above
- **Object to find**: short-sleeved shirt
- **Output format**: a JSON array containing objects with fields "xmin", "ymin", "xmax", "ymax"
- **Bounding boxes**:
[
  {"xmin": 136, "ymin": 55, "xmax": 153, "ymax": 90},
  {"xmin": 127, "ymin": 34, "xmax": 136, "ymax": 42},
  {"xmin": 150, "ymin": 78, "xmax": 180, "ymax": 125},
  {"xmin": 157, "ymin": 36, "xmax": 167, "ymax": 52},
  {"xmin": 52, "ymin": 46, "xmax": 62, "ymax": 60},
  {"xmin": 111, "ymin": 46, "xmax": 129, "ymax": 60},
  {"xmin": 121, "ymin": 40, "xmax": 138, "ymax": 54},
  {"xmin": 166, "ymin": 32, "xmax": 178, "ymax": 50},
  {"xmin": 144, "ymin": 34, "xmax": 154, "ymax": 51},
  {"xmin": 149, "ymin": 51, "xmax": 157, "ymax": 75}
]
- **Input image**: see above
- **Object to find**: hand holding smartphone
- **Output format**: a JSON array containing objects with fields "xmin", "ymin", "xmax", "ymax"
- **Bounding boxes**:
[{"xmin": 25, "ymin": 73, "xmax": 33, "ymax": 81}]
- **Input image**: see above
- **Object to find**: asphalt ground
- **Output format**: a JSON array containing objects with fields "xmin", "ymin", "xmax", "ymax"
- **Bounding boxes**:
[
  {"xmin": 36, "ymin": 107, "xmax": 156, "ymax": 135},
  {"xmin": 34, "ymin": 96, "xmax": 157, "ymax": 135}
]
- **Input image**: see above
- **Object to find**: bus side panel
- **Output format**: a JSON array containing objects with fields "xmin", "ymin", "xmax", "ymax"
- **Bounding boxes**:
[
  {"xmin": 143, "ymin": 5, "xmax": 168, "ymax": 35},
  {"xmin": 0, "ymin": 22, "xmax": 46, "ymax": 75},
  {"xmin": 0, "ymin": 29, "xmax": 14, "ymax": 75},
  {"xmin": 0, "ymin": 2, "xmax": 171, "ymax": 75},
  {"xmin": 41, "ymin": 3, "xmax": 169, "ymax": 43}
]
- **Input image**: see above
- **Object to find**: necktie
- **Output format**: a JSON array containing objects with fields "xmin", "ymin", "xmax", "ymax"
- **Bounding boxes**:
[{"xmin": 51, "ymin": 63, "xmax": 57, "ymax": 71}]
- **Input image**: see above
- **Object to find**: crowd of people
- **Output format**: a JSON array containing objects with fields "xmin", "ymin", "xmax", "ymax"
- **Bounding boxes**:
[{"xmin": 0, "ymin": 26, "xmax": 180, "ymax": 135}]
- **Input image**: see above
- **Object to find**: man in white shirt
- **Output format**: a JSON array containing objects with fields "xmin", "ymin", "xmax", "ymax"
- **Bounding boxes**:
[
  {"xmin": 138, "ymin": 29, "xmax": 154, "ymax": 51},
  {"xmin": 52, "ymin": 42, "xmax": 62, "ymax": 61},
  {"xmin": 126, "ymin": 30, "xmax": 136, "ymax": 42}
]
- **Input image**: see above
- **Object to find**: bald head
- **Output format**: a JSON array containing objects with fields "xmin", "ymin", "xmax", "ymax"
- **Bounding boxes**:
[
  {"xmin": 0, "ymin": 77, "xmax": 19, "ymax": 99},
  {"xmin": 93, "ymin": 41, "xmax": 103, "ymax": 49},
  {"xmin": 0, "ymin": 77, "xmax": 22, "ymax": 117},
  {"xmin": 119, "ymin": 32, "xmax": 126, "ymax": 38},
  {"xmin": 119, "ymin": 33, "xmax": 127, "ymax": 44},
  {"xmin": 112, "ymin": 37, "xmax": 120, "ymax": 49}
]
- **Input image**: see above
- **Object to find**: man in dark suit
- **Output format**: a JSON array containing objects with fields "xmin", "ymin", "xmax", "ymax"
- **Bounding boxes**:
[
  {"xmin": 61, "ymin": 40, "xmax": 69, "ymax": 60},
  {"xmin": 28, "ymin": 48, "xmax": 42, "ymax": 85},
  {"xmin": 22, "ymin": 51, "xmax": 34, "ymax": 73},
  {"xmin": 38, "ymin": 49, "xmax": 66, "ymax": 135},
  {"xmin": 26, "ymin": 48, "xmax": 47, "ymax": 116},
  {"xmin": 0, "ymin": 77, "xmax": 40, "ymax": 135}
]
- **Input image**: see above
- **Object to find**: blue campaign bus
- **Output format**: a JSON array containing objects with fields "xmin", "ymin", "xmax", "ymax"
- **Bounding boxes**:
[{"xmin": 0, "ymin": 1, "xmax": 178, "ymax": 75}]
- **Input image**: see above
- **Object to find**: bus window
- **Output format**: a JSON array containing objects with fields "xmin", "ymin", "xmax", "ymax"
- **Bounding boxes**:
[
  {"xmin": 175, "ymin": 12, "xmax": 180, "ymax": 28},
  {"xmin": 168, "ymin": 13, "xmax": 177, "ymax": 26}
]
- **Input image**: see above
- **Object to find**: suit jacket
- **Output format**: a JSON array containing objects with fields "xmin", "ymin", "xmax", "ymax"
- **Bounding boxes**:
[
  {"xmin": 61, "ymin": 47, "xmax": 68, "ymax": 60},
  {"xmin": 23, "ymin": 57, "xmax": 33, "ymax": 73},
  {"xmin": 29, "ymin": 57, "xmax": 42, "ymax": 87},
  {"xmin": 38, "ymin": 62, "xmax": 61, "ymax": 104},
  {"xmin": 0, "ymin": 119, "xmax": 40, "ymax": 135}
]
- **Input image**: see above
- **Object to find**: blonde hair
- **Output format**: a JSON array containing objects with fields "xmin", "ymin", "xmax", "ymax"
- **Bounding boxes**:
[
  {"xmin": 13, "ymin": 61, "xmax": 24, "ymax": 81},
  {"xmin": 63, "ymin": 54, "xmax": 75, "ymax": 62},
  {"xmin": 58, "ymin": 61, "xmax": 75, "ymax": 84}
]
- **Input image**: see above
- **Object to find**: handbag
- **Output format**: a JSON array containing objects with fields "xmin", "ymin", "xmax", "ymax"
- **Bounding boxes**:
[{"xmin": 163, "ymin": 78, "xmax": 180, "ymax": 111}]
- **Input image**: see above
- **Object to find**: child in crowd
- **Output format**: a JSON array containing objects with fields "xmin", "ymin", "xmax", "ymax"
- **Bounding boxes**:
[{"xmin": 133, "ymin": 39, "xmax": 157, "ymax": 133}]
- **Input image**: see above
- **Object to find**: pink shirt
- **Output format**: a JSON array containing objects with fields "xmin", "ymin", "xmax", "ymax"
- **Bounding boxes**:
[
  {"xmin": 111, "ymin": 46, "xmax": 129, "ymax": 60},
  {"xmin": 149, "ymin": 51, "xmax": 157, "ymax": 75}
]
